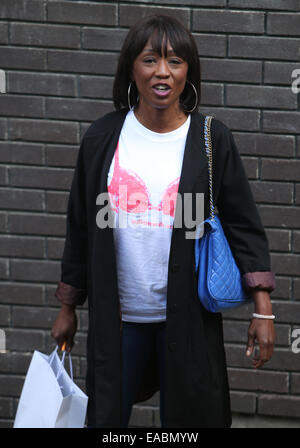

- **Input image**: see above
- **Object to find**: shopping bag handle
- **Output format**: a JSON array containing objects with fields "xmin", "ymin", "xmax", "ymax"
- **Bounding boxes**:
[
  {"xmin": 49, "ymin": 345, "xmax": 74, "ymax": 382},
  {"xmin": 60, "ymin": 342, "xmax": 73, "ymax": 382}
]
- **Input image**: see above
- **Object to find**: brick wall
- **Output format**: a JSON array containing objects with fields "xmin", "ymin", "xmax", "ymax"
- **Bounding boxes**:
[{"xmin": 0, "ymin": 0, "xmax": 300, "ymax": 428}]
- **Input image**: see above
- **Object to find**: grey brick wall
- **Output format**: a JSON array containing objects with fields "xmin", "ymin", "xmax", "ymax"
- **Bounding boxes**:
[{"xmin": 0, "ymin": 0, "xmax": 300, "ymax": 428}]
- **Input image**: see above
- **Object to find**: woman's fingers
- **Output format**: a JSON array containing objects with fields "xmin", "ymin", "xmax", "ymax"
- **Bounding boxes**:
[
  {"xmin": 51, "ymin": 307, "xmax": 77, "ymax": 353},
  {"xmin": 66, "ymin": 337, "xmax": 74, "ymax": 353},
  {"xmin": 252, "ymin": 349, "xmax": 266, "ymax": 369},
  {"xmin": 246, "ymin": 319, "xmax": 275, "ymax": 369},
  {"xmin": 256, "ymin": 338, "xmax": 274, "ymax": 368},
  {"xmin": 246, "ymin": 327, "xmax": 255, "ymax": 357}
]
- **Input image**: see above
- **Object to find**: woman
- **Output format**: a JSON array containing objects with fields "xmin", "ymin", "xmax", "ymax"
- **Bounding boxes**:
[{"xmin": 51, "ymin": 15, "xmax": 275, "ymax": 428}]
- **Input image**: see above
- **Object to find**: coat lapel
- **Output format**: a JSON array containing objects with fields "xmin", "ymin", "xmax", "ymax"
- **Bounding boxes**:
[
  {"xmin": 177, "ymin": 112, "xmax": 208, "ymax": 198},
  {"xmin": 98, "ymin": 109, "xmax": 128, "ymax": 197}
]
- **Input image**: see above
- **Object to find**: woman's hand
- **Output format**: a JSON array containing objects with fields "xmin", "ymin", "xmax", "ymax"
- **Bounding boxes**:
[
  {"xmin": 51, "ymin": 303, "xmax": 77, "ymax": 353},
  {"xmin": 246, "ymin": 291, "xmax": 275, "ymax": 368}
]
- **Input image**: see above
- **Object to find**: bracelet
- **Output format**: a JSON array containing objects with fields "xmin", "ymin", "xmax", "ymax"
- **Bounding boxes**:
[{"xmin": 252, "ymin": 313, "xmax": 275, "ymax": 320}]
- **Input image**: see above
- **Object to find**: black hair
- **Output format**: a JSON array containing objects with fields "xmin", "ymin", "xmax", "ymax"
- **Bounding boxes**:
[{"xmin": 113, "ymin": 14, "xmax": 201, "ymax": 113}]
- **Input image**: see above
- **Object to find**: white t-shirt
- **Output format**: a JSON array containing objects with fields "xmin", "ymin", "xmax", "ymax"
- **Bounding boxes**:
[{"xmin": 107, "ymin": 109, "xmax": 191, "ymax": 322}]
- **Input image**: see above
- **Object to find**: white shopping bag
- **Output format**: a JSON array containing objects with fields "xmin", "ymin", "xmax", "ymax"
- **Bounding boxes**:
[{"xmin": 13, "ymin": 346, "xmax": 88, "ymax": 428}]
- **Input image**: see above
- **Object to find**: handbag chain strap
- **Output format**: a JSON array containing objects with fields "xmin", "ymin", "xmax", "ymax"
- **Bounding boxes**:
[{"xmin": 204, "ymin": 115, "xmax": 215, "ymax": 220}]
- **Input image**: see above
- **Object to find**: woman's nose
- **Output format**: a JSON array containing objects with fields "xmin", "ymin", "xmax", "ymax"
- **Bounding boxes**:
[{"xmin": 155, "ymin": 58, "xmax": 170, "ymax": 77}]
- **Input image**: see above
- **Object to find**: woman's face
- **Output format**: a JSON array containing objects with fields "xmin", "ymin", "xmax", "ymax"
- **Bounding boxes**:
[{"xmin": 132, "ymin": 37, "xmax": 189, "ymax": 112}]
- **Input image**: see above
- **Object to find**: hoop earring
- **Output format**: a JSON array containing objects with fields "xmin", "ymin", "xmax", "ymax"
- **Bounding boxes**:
[
  {"xmin": 127, "ymin": 81, "xmax": 139, "ymax": 111},
  {"xmin": 183, "ymin": 81, "xmax": 198, "ymax": 113}
]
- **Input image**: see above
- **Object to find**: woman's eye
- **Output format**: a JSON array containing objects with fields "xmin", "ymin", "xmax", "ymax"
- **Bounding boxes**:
[{"xmin": 143, "ymin": 57, "xmax": 182, "ymax": 65}]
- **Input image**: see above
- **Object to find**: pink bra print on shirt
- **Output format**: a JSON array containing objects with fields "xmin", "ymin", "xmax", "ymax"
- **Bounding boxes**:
[{"xmin": 107, "ymin": 142, "xmax": 180, "ymax": 218}]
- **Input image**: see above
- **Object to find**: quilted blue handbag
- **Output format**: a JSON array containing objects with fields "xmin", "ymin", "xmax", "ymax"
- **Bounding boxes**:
[{"xmin": 194, "ymin": 116, "xmax": 251, "ymax": 312}]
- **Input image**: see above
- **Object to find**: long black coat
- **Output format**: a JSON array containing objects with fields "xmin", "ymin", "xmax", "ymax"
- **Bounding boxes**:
[{"xmin": 55, "ymin": 109, "xmax": 274, "ymax": 428}]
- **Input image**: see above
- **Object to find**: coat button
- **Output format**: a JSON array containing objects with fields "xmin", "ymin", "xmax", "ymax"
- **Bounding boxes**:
[
  {"xmin": 168, "ymin": 342, "xmax": 177, "ymax": 352},
  {"xmin": 171, "ymin": 263, "xmax": 180, "ymax": 272}
]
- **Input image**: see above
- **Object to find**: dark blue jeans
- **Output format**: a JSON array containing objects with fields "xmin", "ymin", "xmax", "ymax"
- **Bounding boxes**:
[{"xmin": 121, "ymin": 320, "xmax": 166, "ymax": 428}]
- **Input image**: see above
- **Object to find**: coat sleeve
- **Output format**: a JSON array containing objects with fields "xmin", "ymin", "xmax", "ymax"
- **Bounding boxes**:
[
  {"xmin": 54, "ymin": 137, "xmax": 88, "ymax": 306},
  {"xmin": 213, "ymin": 121, "xmax": 275, "ymax": 294}
]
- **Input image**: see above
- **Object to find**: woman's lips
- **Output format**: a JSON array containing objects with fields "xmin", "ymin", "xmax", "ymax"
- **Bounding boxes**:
[{"xmin": 152, "ymin": 86, "xmax": 171, "ymax": 97}]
